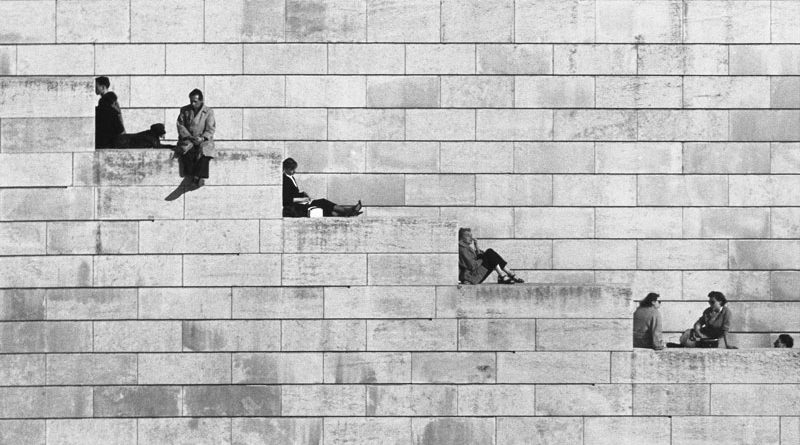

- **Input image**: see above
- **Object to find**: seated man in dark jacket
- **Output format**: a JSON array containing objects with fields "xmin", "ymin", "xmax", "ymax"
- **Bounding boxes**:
[
  {"xmin": 95, "ymin": 76, "xmax": 125, "ymax": 148},
  {"xmin": 458, "ymin": 227, "xmax": 524, "ymax": 284}
]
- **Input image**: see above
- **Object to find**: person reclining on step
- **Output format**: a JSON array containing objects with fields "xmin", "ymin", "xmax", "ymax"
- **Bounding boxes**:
[
  {"xmin": 177, "ymin": 89, "xmax": 215, "ymax": 186},
  {"xmin": 677, "ymin": 291, "xmax": 735, "ymax": 348},
  {"xmin": 458, "ymin": 227, "xmax": 524, "ymax": 285},
  {"xmin": 632, "ymin": 292, "xmax": 664, "ymax": 350},
  {"xmin": 282, "ymin": 157, "xmax": 362, "ymax": 217},
  {"xmin": 95, "ymin": 76, "xmax": 125, "ymax": 148}
]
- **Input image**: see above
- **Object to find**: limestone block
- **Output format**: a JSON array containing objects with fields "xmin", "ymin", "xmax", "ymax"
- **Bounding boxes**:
[
  {"xmin": 167, "ymin": 44, "xmax": 244, "ymax": 74},
  {"xmin": 638, "ymin": 44, "xmax": 728, "ymax": 74},
  {"xmin": 639, "ymin": 110, "xmax": 729, "ymax": 141},
  {"xmin": 406, "ymin": 109, "xmax": 475, "ymax": 141},
  {"xmin": 515, "ymin": 208, "xmax": 595, "ymax": 238},
  {"xmin": 772, "ymin": 1, "xmax": 800, "ymax": 43},
  {"xmin": 327, "ymin": 173, "xmax": 405, "ymax": 205},
  {"xmin": 232, "ymin": 353, "xmax": 322, "ymax": 383},
  {"xmin": 683, "ymin": 208, "xmax": 769, "ymax": 238},
  {"xmin": 368, "ymin": 254, "xmax": 456, "ymax": 285},
  {"xmin": 537, "ymin": 384, "xmax": 632, "ymax": 415},
  {"xmin": 638, "ymin": 240, "xmax": 727, "ymax": 269},
  {"xmin": 731, "ymin": 240, "xmax": 800, "ymax": 270},
  {"xmin": 366, "ymin": 76, "xmax": 439, "ymax": 108},
  {"xmin": 553, "ymin": 239, "xmax": 635, "ymax": 269},
  {"xmin": 287, "ymin": 76, "xmax": 366, "ymax": 107},
  {"xmin": 328, "ymin": 109, "xmax": 405, "ymax": 140},
  {"xmin": 514, "ymin": 142, "xmax": 594, "ymax": 173},
  {"xmin": 204, "ymin": 76, "xmax": 284, "ymax": 107},
  {"xmin": 554, "ymin": 110, "xmax": 636, "ymax": 141},
  {"xmin": 0, "ymin": 387, "xmax": 91, "ymax": 418},
  {"xmin": 516, "ymin": 76, "xmax": 593, "ymax": 107},
  {"xmin": 94, "ymin": 321, "xmax": 181, "ymax": 352},
  {"xmin": 139, "ymin": 220, "xmax": 258, "ymax": 254},
  {"xmin": 0, "ymin": 222, "xmax": 45, "ymax": 255},
  {"xmin": 596, "ymin": 270, "xmax": 682, "ymax": 303},
  {"xmin": 411, "ymin": 418, "xmax": 495, "ymax": 445},
  {"xmin": 476, "ymin": 239, "xmax": 551, "ymax": 269},
  {"xmin": 329, "ymin": 44, "xmax": 403, "ymax": 74},
  {"xmin": 477, "ymin": 109, "xmax": 554, "ymax": 140},
  {"xmin": 0, "ymin": 256, "xmax": 91, "ymax": 287},
  {"xmin": 771, "ymin": 272, "xmax": 800, "ymax": 301},
  {"xmin": 477, "ymin": 44, "xmax": 551, "ymax": 74},
  {"xmin": 596, "ymin": 76, "xmax": 682, "ymax": 108},
  {"xmin": 440, "ymin": 142, "xmax": 512, "ymax": 173},
  {"xmin": 683, "ymin": 142, "xmax": 770, "ymax": 173},
  {"xmin": 406, "ymin": 44, "xmax": 475, "ymax": 74},
  {"xmin": 683, "ymin": 0, "xmax": 770, "ymax": 43},
  {"xmin": 46, "ymin": 419, "xmax": 136, "ymax": 445},
  {"xmin": 0, "ymin": 420, "xmax": 44, "ymax": 444},
  {"xmin": 17, "ymin": 44, "xmax": 93, "ymax": 75},
  {"xmin": 711, "ymin": 385, "xmax": 800, "ymax": 416},
  {"xmin": 730, "ymin": 45, "xmax": 800, "ymax": 75},
  {"xmin": 633, "ymin": 384, "xmax": 709, "ymax": 415},
  {"xmin": 596, "ymin": 1, "xmax": 681, "ymax": 43},
  {"xmin": 232, "ymin": 287, "xmax": 322, "ymax": 318},
  {"xmin": 783, "ymin": 417, "xmax": 800, "ymax": 445},
  {"xmin": 366, "ymin": 0, "xmax": 439, "ymax": 42},
  {"xmin": 584, "ymin": 417, "xmax": 670, "ymax": 445},
  {"xmin": 0, "ymin": 46, "xmax": 16, "ymax": 75},
  {"xmin": 282, "ymin": 254, "xmax": 366, "ymax": 286},
  {"xmin": 324, "ymin": 286, "xmax": 435, "ymax": 318},
  {"xmin": 183, "ymin": 254, "xmax": 281, "ymax": 286},
  {"xmin": 94, "ymin": 255, "xmax": 181, "ymax": 287},
  {"xmin": 367, "ymin": 385, "xmax": 457, "ymax": 416},
  {"xmin": 515, "ymin": 0, "xmax": 595, "ymax": 43},
  {"xmin": 638, "ymin": 175, "xmax": 728, "ymax": 206},
  {"xmin": 554, "ymin": 175, "xmax": 636, "ymax": 206},
  {"xmin": 128, "ymin": 76, "xmax": 202, "ymax": 107},
  {"xmin": 95, "ymin": 186, "xmax": 180, "ymax": 220},
  {"xmin": 205, "ymin": 0, "xmax": 284, "ymax": 42},
  {"xmin": 404, "ymin": 174, "xmax": 474, "ymax": 205},
  {"xmin": 730, "ymin": 175, "xmax": 800, "ymax": 206},
  {"xmin": 772, "ymin": 77, "xmax": 800, "ymax": 108},
  {"xmin": 475, "ymin": 175, "xmax": 551, "ymax": 206},
  {"xmin": 0, "ymin": 77, "xmax": 93, "ymax": 118},
  {"xmin": 411, "ymin": 352, "xmax": 495, "ymax": 383},
  {"xmin": 673, "ymin": 416, "xmax": 780, "ymax": 444},
  {"xmin": 42, "ymin": 288, "xmax": 135, "ymax": 320},
  {"xmin": 0, "ymin": 354, "xmax": 44, "ymax": 385},
  {"xmin": 183, "ymin": 320, "xmax": 281, "ymax": 351},
  {"xmin": 774, "ymin": 208, "xmax": 800, "ymax": 238},
  {"xmin": 47, "ymin": 353, "xmax": 136, "ymax": 385},
  {"xmin": 1, "ymin": 187, "xmax": 93, "ymax": 221},
  {"xmin": 244, "ymin": 43, "xmax": 327, "ymax": 74},
  {"xmin": 537, "ymin": 319, "xmax": 630, "ymax": 350},
  {"xmin": 367, "ymin": 320, "xmax": 456, "ymax": 351},
  {"xmin": 661, "ymin": 301, "xmax": 800, "ymax": 332},
  {"xmin": 731, "ymin": 110, "xmax": 800, "ymax": 141},
  {"xmin": 612, "ymin": 349, "xmax": 800, "ymax": 383},
  {"xmin": 186, "ymin": 185, "xmax": 280, "ymax": 218},
  {"xmin": 458, "ymin": 384, "xmax": 535, "ymax": 416},
  {"xmin": 441, "ymin": 0, "xmax": 513, "ymax": 42},
  {"xmin": 683, "ymin": 271, "xmax": 770, "ymax": 301},
  {"xmin": 282, "ymin": 320, "xmax": 366, "ymax": 351},
  {"xmin": 183, "ymin": 385, "xmax": 280, "ymax": 416},
  {"xmin": 281, "ymin": 385, "xmax": 365, "ymax": 416},
  {"xmin": 497, "ymin": 417, "xmax": 583, "ymax": 445},
  {"xmin": 458, "ymin": 319, "xmax": 536, "ymax": 351},
  {"xmin": 526, "ymin": 270, "xmax": 599, "ymax": 284},
  {"xmin": 0, "ymin": 1, "xmax": 55, "ymax": 43},
  {"xmin": 47, "ymin": 221, "xmax": 137, "ymax": 254},
  {"xmin": 286, "ymin": 0, "xmax": 366, "ymax": 41},
  {"xmin": 139, "ymin": 288, "xmax": 230, "ymax": 319},
  {"xmin": 285, "ymin": 142, "xmax": 363, "ymax": 174},
  {"xmin": 498, "ymin": 352, "xmax": 611, "ymax": 383},
  {"xmin": 138, "ymin": 353, "xmax": 230, "ymax": 384},
  {"xmin": 365, "ymin": 142, "xmax": 438, "ymax": 173},
  {"xmin": 554, "ymin": 44, "xmax": 637, "ymax": 74},
  {"xmin": 439, "ymin": 207, "xmax": 514, "ymax": 238},
  {"xmin": 138, "ymin": 419, "xmax": 230, "ymax": 445},
  {"xmin": 233, "ymin": 418, "xmax": 322, "ymax": 445},
  {"xmin": 94, "ymin": 386, "xmax": 181, "ymax": 417},
  {"xmin": 324, "ymin": 352, "xmax": 410, "ymax": 383},
  {"xmin": 324, "ymin": 418, "xmax": 409, "ymax": 445},
  {"xmin": 441, "ymin": 76, "xmax": 513, "ymax": 108},
  {"xmin": 130, "ymin": 0, "xmax": 204, "ymax": 42},
  {"xmin": 596, "ymin": 142, "xmax": 681, "ymax": 173},
  {"xmin": 685, "ymin": 76, "xmax": 771, "ymax": 108},
  {"xmin": 1, "ymin": 117, "xmax": 93, "ymax": 152}
]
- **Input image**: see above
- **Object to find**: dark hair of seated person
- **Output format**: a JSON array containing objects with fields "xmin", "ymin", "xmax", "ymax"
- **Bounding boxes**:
[
  {"xmin": 95, "ymin": 76, "xmax": 110, "ymax": 88},
  {"xmin": 638, "ymin": 292, "xmax": 660, "ymax": 307},
  {"xmin": 283, "ymin": 157, "xmax": 298, "ymax": 170},
  {"xmin": 708, "ymin": 291, "xmax": 727, "ymax": 306},
  {"xmin": 777, "ymin": 334, "xmax": 794, "ymax": 348},
  {"xmin": 189, "ymin": 88, "xmax": 204, "ymax": 100}
]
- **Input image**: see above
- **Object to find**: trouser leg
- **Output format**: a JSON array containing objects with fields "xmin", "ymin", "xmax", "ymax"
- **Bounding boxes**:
[{"xmin": 479, "ymin": 248, "xmax": 507, "ymax": 270}]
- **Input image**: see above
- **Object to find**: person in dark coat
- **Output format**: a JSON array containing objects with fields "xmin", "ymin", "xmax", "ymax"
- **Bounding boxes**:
[
  {"xmin": 458, "ymin": 227, "xmax": 524, "ymax": 284},
  {"xmin": 774, "ymin": 334, "xmax": 794, "ymax": 348},
  {"xmin": 177, "ymin": 89, "xmax": 215, "ymax": 186},
  {"xmin": 95, "ymin": 76, "xmax": 125, "ymax": 148},
  {"xmin": 116, "ymin": 123, "xmax": 167, "ymax": 148},
  {"xmin": 633, "ymin": 293, "xmax": 664, "ymax": 350},
  {"xmin": 282, "ymin": 157, "xmax": 361, "ymax": 217}
]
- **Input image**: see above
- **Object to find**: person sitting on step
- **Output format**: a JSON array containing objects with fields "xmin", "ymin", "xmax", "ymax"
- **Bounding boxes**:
[
  {"xmin": 678, "ymin": 291, "xmax": 735, "ymax": 348},
  {"xmin": 633, "ymin": 292, "xmax": 664, "ymax": 350},
  {"xmin": 282, "ymin": 157, "xmax": 362, "ymax": 217},
  {"xmin": 177, "ymin": 88, "xmax": 215, "ymax": 186},
  {"xmin": 774, "ymin": 334, "xmax": 794, "ymax": 348},
  {"xmin": 458, "ymin": 227, "xmax": 524, "ymax": 285}
]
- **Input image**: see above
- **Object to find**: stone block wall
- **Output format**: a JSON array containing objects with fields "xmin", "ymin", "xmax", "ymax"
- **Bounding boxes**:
[{"xmin": 1, "ymin": 0, "xmax": 800, "ymax": 443}]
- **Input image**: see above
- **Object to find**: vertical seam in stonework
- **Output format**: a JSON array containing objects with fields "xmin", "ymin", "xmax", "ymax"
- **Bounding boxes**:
[{"xmin": 202, "ymin": 0, "xmax": 206, "ymax": 43}]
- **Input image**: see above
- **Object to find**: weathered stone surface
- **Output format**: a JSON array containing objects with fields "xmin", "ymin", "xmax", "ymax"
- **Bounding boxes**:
[
  {"xmin": 553, "ymin": 240, "xmax": 635, "ymax": 269},
  {"xmin": 782, "ymin": 417, "xmax": 800, "ymax": 445},
  {"xmin": 0, "ymin": 354, "xmax": 44, "ymax": 385},
  {"xmin": 515, "ymin": 207, "xmax": 595, "ymax": 238},
  {"xmin": 459, "ymin": 384, "xmax": 536, "ymax": 415},
  {"xmin": 660, "ymin": 301, "xmax": 800, "ymax": 332},
  {"xmin": 437, "ymin": 284, "xmax": 631, "ymax": 318},
  {"xmin": 515, "ymin": 0, "xmax": 595, "ymax": 43},
  {"xmin": 596, "ymin": 271, "xmax": 682, "ymax": 305},
  {"xmin": 365, "ymin": 76, "xmax": 438, "ymax": 108},
  {"xmin": 730, "ymin": 240, "xmax": 800, "ymax": 270},
  {"xmin": 330, "ymin": 44, "xmax": 404, "ymax": 74},
  {"xmin": 324, "ymin": 352, "xmax": 410, "ymax": 383},
  {"xmin": 554, "ymin": 110, "xmax": 636, "ymax": 141},
  {"xmin": 95, "ymin": 186, "xmax": 182, "ymax": 220},
  {"xmin": 710, "ymin": 385, "xmax": 800, "ymax": 416},
  {"xmin": 0, "ymin": 420, "xmax": 44, "ymax": 444},
  {"xmin": 514, "ymin": 142, "xmax": 594, "ymax": 173},
  {"xmin": 537, "ymin": 384, "xmax": 631, "ymax": 415},
  {"xmin": 638, "ymin": 240, "xmax": 728, "ymax": 270},
  {"xmin": 553, "ymin": 175, "xmax": 636, "ymax": 206},
  {"xmin": 0, "ymin": 1, "xmax": 55, "ymax": 43},
  {"xmin": 139, "ymin": 287, "xmax": 231, "ymax": 319},
  {"xmin": 244, "ymin": 108, "xmax": 327, "ymax": 140},
  {"xmin": 772, "ymin": 77, "xmax": 800, "ymax": 109},
  {"xmin": 282, "ymin": 254, "xmax": 366, "ymax": 286},
  {"xmin": 405, "ymin": 174, "xmax": 474, "ymax": 205},
  {"xmin": 441, "ymin": 0, "xmax": 512, "ymax": 42},
  {"xmin": 0, "ymin": 46, "xmax": 16, "ymax": 75},
  {"xmin": 205, "ymin": 0, "xmax": 284, "ymax": 42},
  {"xmin": 94, "ymin": 255, "xmax": 182, "ymax": 287},
  {"xmin": 638, "ymin": 110, "xmax": 728, "ymax": 141},
  {"xmin": 440, "ymin": 142, "xmax": 512, "ymax": 173},
  {"xmin": 127, "ymin": 76, "xmax": 201, "ymax": 107},
  {"xmin": 244, "ymin": 43, "xmax": 327, "ymax": 74},
  {"xmin": 0, "ymin": 223, "xmax": 45, "ymax": 256},
  {"xmin": 554, "ymin": 44, "xmax": 636, "ymax": 74},
  {"xmin": 1, "ymin": 188, "xmax": 93, "ymax": 221},
  {"xmin": 95, "ymin": 44, "xmax": 164, "ymax": 74},
  {"xmin": 516, "ymin": 76, "xmax": 593, "ymax": 107},
  {"xmin": 638, "ymin": 175, "xmax": 728, "ymax": 206},
  {"xmin": 286, "ymin": 0, "xmax": 366, "ymax": 42},
  {"xmin": 612, "ymin": 350, "xmax": 800, "ymax": 383},
  {"xmin": 184, "ymin": 320, "xmax": 280, "ymax": 352},
  {"xmin": 771, "ymin": 272, "xmax": 800, "ymax": 301},
  {"xmin": 139, "ymin": 220, "xmax": 259, "ymax": 253},
  {"xmin": 683, "ymin": 208, "xmax": 770, "ymax": 239},
  {"xmin": 329, "ymin": 108, "xmax": 405, "ymax": 140},
  {"xmin": 184, "ymin": 186, "xmax": 281, "ymax": 219},
  {"xmin": 184, "ymin": 254, "xmax": 282, "ymax": 286},
  {"xmin": 233, "ymin": 287, "xmax": 322, "ymax": 318},
  {"xmin": 439, "ymin": 207, "xmax": 514, "ymax": 238},
  {"xmin": 685, "ymin": 76, "xmax": 770, "ymax": 108},
  {"xmin": 95, "ymin": 321, "xmax": 181, "ymax": 352},
  {"xmin": 0, "ymin": 153, "xmax": 72, "ymax": 186},
  {"xmin": 0, "ymin": 77, "xmax": 93, "ymax": 118},
  {"xmin": 47, "ymin": 221, "xmax": 137, "ymax": 254},
  {"xmin": 46, "ymin": 419, "xmax": 136, "ymax": 445},
  {"xmin": 47, "ymin": 354, "xmax": 137, "ymax": 385},
  {"xmin": 596, "ymin": 142, "xmax": 682, "ymax": 173},
  {"xmin": 367, "ymin": 385, "xmax": 457, "ymax": 416},
  {"xmin": 138, "ymin": 418, "xmax": 231, "ymax": 445},
  {"xmin": 584, "ymin": 417, "xmax": 670, "ymax": 445},
  {"xmin": 326, "ymin": 173, "xmax": 405, "ymax": 205},
  {"xmin": 596, "ymin": 208, "xmax": 680, "ymax": 238},
  {"xmin": 683, "ymin": 142, "xmax": 770, "ymax": 174},
  {"xmin": 138, "ymin": 353, "xmax": 231, "ymax": 384},
  {"xmin": 282, "ymin": 320, "xmax": 365, "ymax": 351},
  {"xmin": 498, "ymin": 352, "xmax": 610, "ymax": 383},
  {"xmin": 537, "ymin": 319, "xmax": 630, "ymax": 351},
  {"xmin": 596, "ymin": 76, "xmax": 682, "ymax": 108},
  {"xmin": 0, "ymin": 256, "xmax": 92, "ymax": 288},
  {"xmin": 683, "ymin": 0, "xmax": 770, "ymax": 43},
  {"xmin": 406, "ymin": 44, "xmax": 475, "ymax": 74},
  {"xmin": 366, "ymin": 0, "xmax": 439, "ymax": 42},
  {"xmin": 458, "ymin": 319, "xmax": 536, "ymax": 351},
  {"xmin": 183, "ymin": 385, "xmax": 280, "ymax": 416},
  {"xmin": 407, "ymin": 109, "xmax": 475, "ymax": 140},
  {"xmin": 366, "ymin": 142, "xmax": 439, "ymax": 172},
  {"xmin": 673, "ymin": 416, "xmax": 780, "ymax": 445},
  {"xmin": 367, "ymin": 320, "xmax": 456, "ymax": 351},
  {"xmin": 477, "ymin": 109, "xmax": 553, "ymax": 140},
  {"xmin": 17, "ymin": 44, "xmax": 93, "ymax": 75},
  {"xmin": 596, "ymin": 0, "xmax": 681, "ymax": 43},
  {"xmin": 324, "ymin": 286, "xmax": 434, "ymax": 318},
  {"xmin": 479, "ymin": 239, "xmax": 551, "ymax": 270},
  {"xmin": 411, "ymin": 418, "xmax": 495, "ymax": 445},
  {"xmin": 368, "ymin": 254, "xmax": 456, "ymax": 285},
  {"xmin": 730, "ymin": 175, "xmax": 800, "ymax": 206},
  {"xmin": 287, "ymin": 75, "xmax": 366, "ymax": 107},
  {"xmin": 477, "ymin": 44, "xmax": 552, "ymax": 74},
  {"xmin": 94, "ymin": 386, "xmax": 181, "ymax": 417},
  {"xmin": 682, "ymin": 271, "xmax": 770, "ymax": 301},
  {"xmin": 0, "ymin": 117, "xmax": 93, "ymax": 152},
  {"xmin": 281, "ymin": 385, "xmax": 365, "ymax": 416},
  {"xmin": 131, "ymin": 0, "xmax": 204, "ymax": 42},
  {"xmin": 496, "ymin": 417, "xmax": 583, "ymax": 445},
  {"xmin": 730, "ymin": 110, "xmax": 800, "ymax": 141},
  {"xmin": 232, "ymin": 353, "xmax": 322, "ymax": 384},
  {"xmin": 411, "ymin": 352, "xmax": 495, "ymax": 383},
  {"xmin": 324, "ymin": 418, "xmax": 410, "ymax": 445},
  {"xmin": 233, "ymin": 418, "xmax": 322, "ymax": 445},
  {"xmin": 633, "ymin": 384, "xmax": 710, "ymax": 416}
]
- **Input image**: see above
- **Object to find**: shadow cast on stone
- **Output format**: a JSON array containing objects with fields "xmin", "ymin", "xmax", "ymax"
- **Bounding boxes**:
[{"xmin": 164, "ymin": 150, "xmax": 197, "ymax": 201}]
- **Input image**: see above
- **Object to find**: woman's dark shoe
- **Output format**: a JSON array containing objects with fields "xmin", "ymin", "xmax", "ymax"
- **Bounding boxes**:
[
  {"xmin": 497, "ymin": 275, "xmax": 515, "ymax": 284},
  {"xmin": 346, "ymin": 200, "xmax": 363, "ymax": 217},
  {"xmin": 508, "ymin": 274, "xmax": 524, "ymax": 283}
]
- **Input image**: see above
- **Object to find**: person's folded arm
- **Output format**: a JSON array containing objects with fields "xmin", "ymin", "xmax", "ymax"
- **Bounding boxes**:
[
  {"xmin": 651, "ymin": 310, "xmax": 664, "ymax": 350},
  {"xmin": 176, "ymin": 112, "xmax": 191, "ymax": 139},
  {"xmin": 201, "ymin": 109, "xmax": 215, "ymax": 140}
]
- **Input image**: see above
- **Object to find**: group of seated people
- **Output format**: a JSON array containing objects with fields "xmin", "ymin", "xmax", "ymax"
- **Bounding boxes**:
[{"xmin": 634, "ymin": 291, "xmax": 794, "ymax": 350}]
